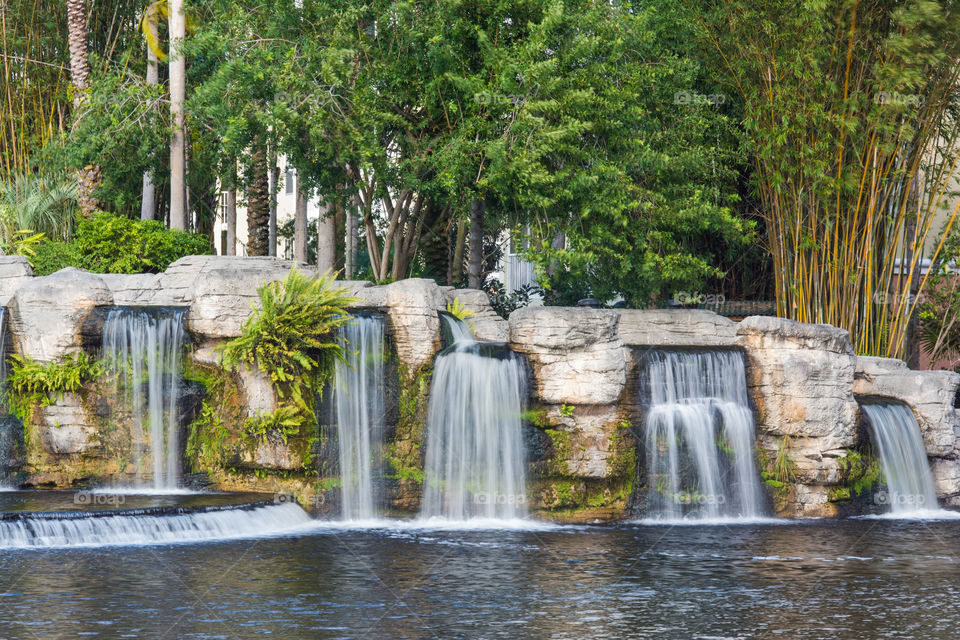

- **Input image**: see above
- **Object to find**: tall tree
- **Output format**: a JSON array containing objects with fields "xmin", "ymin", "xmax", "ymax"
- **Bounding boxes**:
[
  {"xmin": 66, "ymin": 0, "xmax": 100, "ymax": 216},
  {"xmin": 168, "ymin": 0, "xmax": 187, "ymax": 230},
  {"xmin": 245, "ymin": 143, "xmax": 270, "ymax": 255}
]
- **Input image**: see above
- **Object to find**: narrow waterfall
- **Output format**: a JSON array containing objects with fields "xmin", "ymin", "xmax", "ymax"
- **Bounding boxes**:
[
  {"xmin": 102, "ymin": 308, "xmax": 187, "ymax": 490},
  {"xmin": 643, "ymin": 350, "xmax": 764, "ymax": 520},
  {"xmin": 334, "ymin": 315, "xmax": 386, "ymax": 520},
  {"xmin": 861, "ymin": 402, "xmax": 938, "ymax": 514},
  {"xmin": 421, "ymin": 315, "xmax": 527, "ymax": 521},
  {"xmin": 0, "ymin": 502, "xmax": 311, "ymax": 549}
]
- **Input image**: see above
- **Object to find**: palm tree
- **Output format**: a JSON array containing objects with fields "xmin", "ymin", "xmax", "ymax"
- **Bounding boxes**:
[
  {"xmin": 168, "ymin": 0, "xmax": 187, "ymax": 230},
  {"xmin": 246, "ymin": 143, "xmax": 270, "ymax": 255},
  {"xmin": 66, "ymin": 0, "xmax": 100, "ymax": 216},
  {"xmin": 0, "ymin": 173, "xmax": 78, "ymax": 255}
]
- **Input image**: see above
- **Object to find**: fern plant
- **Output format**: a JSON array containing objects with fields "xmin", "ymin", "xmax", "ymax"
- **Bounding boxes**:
[
  {"xmin": 221, "ymin": 267, "xmax": 359, "ymax": 433},
  {"xmin": 6, "ymin": 352, "xmax": 105, "ymax": 422}
]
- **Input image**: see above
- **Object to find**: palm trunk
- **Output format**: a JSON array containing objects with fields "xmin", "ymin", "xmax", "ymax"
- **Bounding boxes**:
[
  {"xmin": 246, "ymin": 143, "xmax": 270, "ymax": 256},
  {"xmin": 140, "ymin": 22, "xmax": 158, "ymax": 221},
  {"xmin": 267, "ymin": 153, "xmax": 278, "ymax": 257},
  {"xmin": 317, "ymin": 201, "xmax": 337, "ymax": 275},
  {"xmin": 168, "ymin": 0, "xmax": 187, "ymax": 230},
  {"xmin": 345, "ymin": 204, "xmax": 358, "ymax": 278},
  {"xmin": 67, "ymin": 0, "xmax": 100, "ymax": 216},
  {"xmin": 451, "ymin": 216, "xmax": 467, "ymax": 284},
  {"xmin": 225, "ymin": 188, "xmax": 237, "ymax": 255}
]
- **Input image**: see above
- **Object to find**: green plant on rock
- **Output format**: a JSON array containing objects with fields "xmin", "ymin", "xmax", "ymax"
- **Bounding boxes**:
[
  {"xmin": 829, "ymin": 450, "xmax": 883, "ymax": 502},
  {"xmin": 6, "ymin": 352, "xmax": 105, "ymax": 422},
  {"xmin": 445, "ymin": 297, "xmax": 476, "ymax": 332},
  {"xmin": 759, "ymin": 436, "xmax": 798, "ymax": 498},
  {"xmin": 221, "ymin": 268, "xmax": 359, "ymax": 439}
]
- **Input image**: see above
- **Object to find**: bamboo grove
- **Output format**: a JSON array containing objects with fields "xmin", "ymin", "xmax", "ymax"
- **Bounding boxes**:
[{"xmin": 712, "ymin": 0, "xmax": 960, "ymax": 358}]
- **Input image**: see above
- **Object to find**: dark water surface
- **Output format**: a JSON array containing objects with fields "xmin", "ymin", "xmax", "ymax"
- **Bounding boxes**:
[{"xmin": 1, "ymin": 514, "xmax": 959, "ymax": 639}]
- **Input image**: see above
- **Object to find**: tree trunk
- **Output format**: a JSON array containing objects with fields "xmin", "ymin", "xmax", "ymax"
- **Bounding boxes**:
[
  {"xmin": 467, "ymin": 198, "xmax": 484, "ymax": 289},
  {"xmin": 140, "ymin": 22, "xmax": 158, "ymax": 221},
  {"xmin": 168, "ymin": 0, "xmax": 187, "ymax": 230},
  {"xmin": 246, "ymin": 143, "xmax": 270, "ymax": 256},
  {"xmin": 345, "ymin": 205, "xmax": 358, "ymax": 278},
  {"xmin": 67, "ymin": 0, "xmax": 100, "ymax": 216},
  {"xmin": 225, "ymin": 188, "xmax": 237, "ymax": 256},
  {"xmin": 268, "ymin": 156, "xmax": 278, "ymax": 257},
  {"xmin": 452, "ymin": 216, "xmax": 467, "ymax": 285},
  {"xmin": 317, "ymin": 201, "xmax": 337, "ymax": 275},
  {"xmin": 294, "ymin": 179, "xmax": 308, "ymax": 264}
]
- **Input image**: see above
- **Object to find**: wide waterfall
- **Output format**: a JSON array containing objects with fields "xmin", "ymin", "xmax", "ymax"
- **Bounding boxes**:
[
  {"xmin": 861, "ymin": 402, "xmax": 938, "ymax": 514},
  {"xmin": 334, "ymin": 315, "xmax": 386, "ymax": 520},
  {"xmin": 421, "ymin": 315, "xmax": 527, "ymax": 520},
  {"xmin": 0, "ymin": 502, "xmax": 311, "ymax": 549},
  {"xmin": 102, "ymin": 307, "xmax": 187, "ymax": 490},
  {"xmin": 643, "ymin": 350, "xmax": 764, "ymax": 520}
]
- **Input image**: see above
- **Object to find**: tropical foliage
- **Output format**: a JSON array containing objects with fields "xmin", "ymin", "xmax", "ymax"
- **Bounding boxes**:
[{"xmin": 220, "ymin": 268, "xmax": 358, "ymax": 431}]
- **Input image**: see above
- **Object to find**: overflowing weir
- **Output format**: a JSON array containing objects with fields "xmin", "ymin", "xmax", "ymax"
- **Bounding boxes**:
[
  {"xmin": 421, "ymin": 316, "xmax": 527, "ymax": 520},
  {"xmin": 102, "ymin": 307, "xmax": 187, "ymax": 490},
  {"xmin": 334, "ymin": 315, "xmax": 386, "ymax": 520},
  {"xmin": 643, "ymin": 350, "xmax": 764, "ymax": 520},
  {"xmin": 861, "ymin": 402, "xmax": 938, "ymax": 514},
  {"xmin": 0, "ymin": 502, "xmax": 311, "ymax": 549}
]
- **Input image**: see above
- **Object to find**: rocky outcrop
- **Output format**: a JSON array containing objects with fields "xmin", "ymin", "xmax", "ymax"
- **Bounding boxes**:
[
  {"xmin": 510, "ymin": 307, "xmax": 626, "ymax": 405},
  {"xmin": 9, "ymin": 268, "xmax": 113, "ymax": 361},
  {"xmin": 0, "ymin": 256, "xmax": 33, "ymax": 307},
  {"xmin": 38, "ymin": 394, "xmax": 97, "ymax": 455},
  {"xmin": 384, "ymin": 278, "xmax": 446, "ymax": 374},
  {"xmin": 441, "ymin": 287, "xmax": 509, "ymax": 342},
  {"xmin": 617, "ymin": 309, "xmax": 738, "ymax": 347},
  {"xmin": 736, "ymin": 316, "xmax": 859, "ymax": 517},
  {"xmin": 854, "ymin": 356, "xmax": 960, "ymax": 458}
]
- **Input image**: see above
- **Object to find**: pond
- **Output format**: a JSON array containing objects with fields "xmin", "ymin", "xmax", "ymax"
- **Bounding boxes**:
[{"xmin": 0, "ymin": 495, "xmax": 958, "ymax": 639}]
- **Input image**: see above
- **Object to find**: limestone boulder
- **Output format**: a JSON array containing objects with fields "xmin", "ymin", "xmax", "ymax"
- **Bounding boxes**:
[
  {"xmin": 931, "ymin": 458, "xmax": 960, "ymax": 506},
  {"xmin": 441, "ymin": 287, "xmax": 509, "ymax": 342},
  {"xmin": 736, "ymin": 316, "xmax": 858, "ymax": 441},
  {"xmin": 38, "ymin": 394, "xmax": 98, "ymax": 455},
  {"xmin": 616, "ymin": 309, "xmax": 738, "ymax": 347},
  {"xmin": 509, "ymin": 307, "xmax": 626, "ymax": 405},
  {"xmin": 854, "ymin": 356, "xmax": 960, "ymax": 457},
  {"xmin": 9, "ymin": 268, "xmax": 113, "ymax": 361},
  {"xmin": 98, "ymin": 273, "xmax": 181, "ymax": 306},
  {"xmin": 0, "ymin": 256, "xmax": 33, "ymax": 306},
  {"xmin": 238, "ymin": 366, "xmax": 278, "ymax": 418},
  {"xmin": 541, "ymin": 405, "xmax": 627, "ymax": 479},
  {"xmin": 383, "ymin": 278, "xmax": 445, "ymax": 373},
  {"xmin": 166, "ymin": 256, "xmax": 295, "ymax": 339}
]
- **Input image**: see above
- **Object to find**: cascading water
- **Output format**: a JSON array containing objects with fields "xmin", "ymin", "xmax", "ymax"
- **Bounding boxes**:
[
  {"xmin": 0, "ymin": 502, "xmax": 311, "ymax": 549},
  {"xmin": 643, "ymin": 350, "xmax": 764, "ymax": 520},
  {"xmin": 421, "ymin": 315, "xmax": 527, "ymax": 521},
  {"xmin": 334, "ymin": 315, "xmax": 386, "ymax": 520},
  {"xmin": 102, "ymin": 307, "xmax": 187, "ymax": 490},
  {"xmin": 861, "ymin": 402, "xmax": 938, "ymax": 514}
]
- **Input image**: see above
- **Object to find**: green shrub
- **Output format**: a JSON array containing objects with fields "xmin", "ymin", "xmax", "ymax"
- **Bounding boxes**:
[
  {"xmin": 28, "ymin": 212, "xmax": 212, "ymax": 275},
  {"xmin": 5, "ymin": 352, "xmax": 105, "ymax": 422}
]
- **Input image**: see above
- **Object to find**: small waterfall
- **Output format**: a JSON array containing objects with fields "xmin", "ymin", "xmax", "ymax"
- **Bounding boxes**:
[
  {"xmin": 334, "ymin": 315, "xmax": 386, "ymax": 520},
  {"xmin": 861, "ymin": 402, "xmax": 938, "ymax": 514},
  {"xmin": 421, "ymin": 315, "xmax": 527, "ymax": 521},
  {"xmin": 0, "ymin": 502, "xmax": 311, "ymax": 549},
  {"xmin": 102, "ymin": 307, "xmax": 187, "ymax": 490},
  {"xmin": 643, "ymin": 350, "xmax": 764, "ymax": 520}
]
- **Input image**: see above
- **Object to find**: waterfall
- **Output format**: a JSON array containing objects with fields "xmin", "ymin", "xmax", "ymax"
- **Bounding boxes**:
[
  {"xmin": 861, "ymin": 402, "xmax": 938, "ymax": 514},
  {"xmin": 334, "ymin": 315, "xmax": 386, "ymax": 520},
  {"xmin": 0, "ymin": 502, "xmax": 311, "ymax": 549},
  {"xmin": 102, "ymin": 307, "xmax": 187, "ymax": 490},
  {"xmin": 421, "ymin": 315, "xmax": 527, "ymax": 521},
  {"xmin": 643, "ymin": 350, "xmax": 764, "ymax": 520}
]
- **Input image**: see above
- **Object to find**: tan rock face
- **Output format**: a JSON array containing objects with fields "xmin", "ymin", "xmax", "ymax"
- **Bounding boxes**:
[
  {"xmin": 617, "ymin": 309, "xmax": 738, "ymax": 347},
  {"xmin": 0, "ymin": 256, "xmax": 34, "ymax": 307},
  {"xmin": 854, "ymin": 356, "xmax": 960, "ymax": 458},
  {"xmin": 509, "ymin": 307, "xmax": 626, "ymax": 405},
  {"xmin": 9, "ymin": 267, "xmax": 113, "ymax": 362},
  {"xmin": 383, "ymin": 278, "xmax": 446, "ymax": 374},
  {"xmin": 737, "ymin": 316, "xmax": 859, "ymax": 517},
  {"xmin": 38, "ymin": 394, "xmax": 98, "ymax": 455},
  {"xmin": 441, "ymin": 287, "xmax": 508, "ymax": 342}
]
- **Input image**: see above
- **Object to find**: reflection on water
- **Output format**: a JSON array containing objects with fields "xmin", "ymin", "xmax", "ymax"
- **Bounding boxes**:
[{"xmin": 1, "ymin": 519, "xmax": 960, "ymax": 638}]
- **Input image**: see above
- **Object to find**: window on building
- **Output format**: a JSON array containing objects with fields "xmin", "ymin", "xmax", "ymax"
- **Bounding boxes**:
[{"xmin": 285, "ymin": 169, "xmax": 295, "ymax": 195}]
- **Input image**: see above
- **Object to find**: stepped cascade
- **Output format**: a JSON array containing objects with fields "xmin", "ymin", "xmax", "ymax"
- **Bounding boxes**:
[
  {"xmin": 0, "ymin": 502, "xmax": 311, "ymax": 549},
  {"xmin": 643, "ymin": 350, "xmax": 764, "ymax": 520},
  {"xmin": 334, "ymin": 315, "xmax": 387, "ymax": 520},
  {"xmin": 102, "ymin": 307, "xmax": 187, "ymax": 490},
  {"xmin": 421, "ymin": 316, "xmax": 527, "ymax": 520},
  {"xmin": 861, "ymin": 402, "xmax": 938, "ymax": 514}
]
